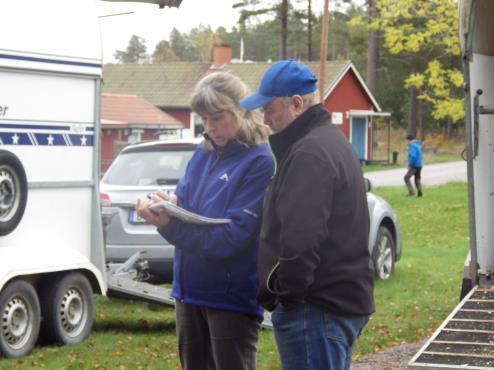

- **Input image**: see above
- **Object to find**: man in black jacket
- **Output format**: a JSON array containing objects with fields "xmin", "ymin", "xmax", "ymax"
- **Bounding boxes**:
[{"xmin": 240, "ymin": 60, "xmax": 375, "ymax": 370}]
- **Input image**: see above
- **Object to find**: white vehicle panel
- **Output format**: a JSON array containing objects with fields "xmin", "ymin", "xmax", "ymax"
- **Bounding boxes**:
[
  {"xmin": 0, "ymin": 188, "xmax": 92, "ymax": 255},
  {"xmin": 0, "ymin": 70, "xmax": 96, "ymax": 123},
  {"xmin": 0, "ymin": 146, "xmax": 93, "ymax": 182},
  {"xmin": 0, "ymin": 245, "xmax": 105, "ymax": 293},
  {"xmin": 470, "ymin": 53, "xmax": 494, "ymax": 272}
]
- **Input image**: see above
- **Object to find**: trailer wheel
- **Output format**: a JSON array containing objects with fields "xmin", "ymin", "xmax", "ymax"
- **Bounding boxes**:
[
  {"xmin": 0, "ymin": 151, "xmax": 28, "ymax": 236},
  {"xmin": 372, "ymin": 226, "xmax": 395, "ymax": 280},
  {"xmin": 40, "ymin": 273, "xmax": 94, "ymax": 345},
  {"xmin": 0, "ymin": 280, "xmax": 41, "ymax": 358}
]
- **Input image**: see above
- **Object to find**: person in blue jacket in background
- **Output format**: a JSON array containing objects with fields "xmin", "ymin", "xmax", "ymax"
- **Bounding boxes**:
[
  {"xmin": 405, "ymin": 133, "xmax": 423, "ymax": 197},
  {"xmin": 136, "ymin": 71, "xmax": 274, "ymax": 370}
]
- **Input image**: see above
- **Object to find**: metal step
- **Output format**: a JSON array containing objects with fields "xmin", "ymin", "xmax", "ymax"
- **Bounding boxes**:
[{"xmin": 409, "ymin": 285, "xmax": 494, "ymax": 369}]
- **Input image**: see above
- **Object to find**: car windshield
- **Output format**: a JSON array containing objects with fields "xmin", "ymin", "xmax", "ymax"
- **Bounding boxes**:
[{"xmin": 103, "ymin": 149, "xmax": 194, "ymax": 186}]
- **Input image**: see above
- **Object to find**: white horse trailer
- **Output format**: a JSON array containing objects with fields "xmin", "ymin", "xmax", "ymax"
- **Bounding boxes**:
[
  {"xmin": 0, "ymin": 0, "xmax": 184, "ymax": 358},
  {"xmin": 0, "ymin": 0, "xmax": 106, "ymax": 358},
  {"xmin": 410, "ymin": 0, "xmax": 494, "ymax": 368}
]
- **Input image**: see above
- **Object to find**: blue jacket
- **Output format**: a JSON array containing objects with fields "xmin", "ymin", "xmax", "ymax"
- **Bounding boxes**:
[
  {"xmin": 408, "ymin": 140, "xmax": 423, "ymax": 168},
  {"xmin": 159, "ymin": 140, "xmax": 274, "ymax": 318}
]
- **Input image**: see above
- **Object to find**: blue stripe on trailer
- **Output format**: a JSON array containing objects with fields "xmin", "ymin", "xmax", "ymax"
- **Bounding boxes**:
[
  {"xmin": 0, "ymin": 53, "xmax": 102, "ymax": 69},
  {"xmin": 0, "ymin": 123, "xmax": 71, "ymax": 131},
  {"xmin": 0, "ymin": 132, "xmax": 93, "ymax": 146}
]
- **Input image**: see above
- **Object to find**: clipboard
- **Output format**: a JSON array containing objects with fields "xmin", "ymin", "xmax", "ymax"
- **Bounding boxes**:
[{"xmin": 149, "ymin": 201, "xmax": 231, "ymax": 225}]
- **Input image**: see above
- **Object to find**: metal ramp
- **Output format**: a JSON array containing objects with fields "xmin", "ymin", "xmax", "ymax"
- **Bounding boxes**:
[
  {"xmin": 107, "ymin": 273, "xmax": 176, "ymax": 305},
  {"xmin": 410, "ymin": 284, "xmax": 494, "ymax": 369},
  {"xmin": 106, "ymin": 260, "xmax": 272, "ymax": 329}
]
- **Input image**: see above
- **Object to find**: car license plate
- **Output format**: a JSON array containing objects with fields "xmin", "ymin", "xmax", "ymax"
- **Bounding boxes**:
[{"xmin": 128, "ymin": 210, "xmax": 146, "ymax": 224}]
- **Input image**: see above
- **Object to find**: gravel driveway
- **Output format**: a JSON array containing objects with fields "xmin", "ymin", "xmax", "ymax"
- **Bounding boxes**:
[{"xmin": 351, "ymin": 340, "xmax": 427, "ymax": 370}]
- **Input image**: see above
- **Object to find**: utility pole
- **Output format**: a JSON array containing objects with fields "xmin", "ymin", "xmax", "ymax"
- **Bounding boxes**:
[{"xmin": 319, "ymin": 0, "xmax": 330, "ymax": 102}]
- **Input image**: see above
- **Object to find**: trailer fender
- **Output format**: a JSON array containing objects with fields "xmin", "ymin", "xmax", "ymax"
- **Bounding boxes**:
[{"xmin": 0, "ymin": 150, "xmax": 27, "ymax": 236}]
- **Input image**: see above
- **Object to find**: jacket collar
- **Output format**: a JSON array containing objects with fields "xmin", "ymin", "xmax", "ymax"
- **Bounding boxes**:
[
  {"xmin": 204, "ymin": 133, "xmax": 249, "ymax": 158},
  {"xmin": 269, "ymin": 103, "xmax": 329, "ymax": 164}
]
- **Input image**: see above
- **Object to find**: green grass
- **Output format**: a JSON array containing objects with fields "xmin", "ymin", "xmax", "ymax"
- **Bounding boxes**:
[{"xmin": 0, "ymin": 183, "xmax": 469, "ymax": 369}]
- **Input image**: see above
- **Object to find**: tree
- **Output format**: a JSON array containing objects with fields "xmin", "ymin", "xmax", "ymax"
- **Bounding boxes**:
[
  {"xmin": 152, "ymin": 40, "xmax": 179, "ymax": 63},
  {"xmin": 114, "ymin": 35, "xmax": 148, "ymax": 64},
  {"xmin": 234, "ymin": 0, "xmax": 292, "ymax": 59},
  {"xmin": 369, "ymin": 0, "xmax": 463, "ymax": 135},
  {"xmin": 190, "ymin": 25, "xmax": 218, "ymax": 63},
  {"xmin": 170, "ymin": 28, "xmax": 197, "ymax": 61},
  {"xmin": 307, "ymin": 0, "xmax": 313, "ymax": 60},
  {"xmin": 365, "ymin": 0, "xmax": 379, "ymax": 95}
]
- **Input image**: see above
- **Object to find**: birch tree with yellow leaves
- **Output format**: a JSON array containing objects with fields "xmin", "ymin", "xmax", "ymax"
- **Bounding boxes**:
[{"xmin": 352, "ymin": 0, "xmax": 463, "ymax": 137}]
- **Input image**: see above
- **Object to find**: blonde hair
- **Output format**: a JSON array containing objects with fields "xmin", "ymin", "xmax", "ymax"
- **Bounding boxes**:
[{"xmin": 191, "ymin": 72, "xmax": 270, "ymax": 151}]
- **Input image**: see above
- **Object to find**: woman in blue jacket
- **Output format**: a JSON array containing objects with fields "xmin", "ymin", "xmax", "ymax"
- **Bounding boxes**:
[{"xmin": 137, "ymin": 72, "xmax": 274, "ymax": 370}]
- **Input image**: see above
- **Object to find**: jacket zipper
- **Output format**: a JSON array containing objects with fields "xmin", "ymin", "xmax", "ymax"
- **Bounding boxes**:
[
  {"xmin": 196, "ymin": 144, "xmax": 222, "ymax": 209},
  {"xmin": 179, "ymin": 136, "xmax": 221, "ymax": 300},
  {"xmin": 266, "ymin": 262, "xmax": 280, "ymax": 294},
  {"xmin": 225, "ymin": 263, "xmax": 232, "ymax": 294}
]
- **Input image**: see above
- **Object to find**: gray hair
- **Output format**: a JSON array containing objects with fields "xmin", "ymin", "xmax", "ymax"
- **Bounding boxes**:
[
  {"xmin": 280, "ymin": 90, "xmax": 320, "ymax": 108},
  {"xmin": 191, "ymin": 72, "xmax": 270, "ymax": 150}
]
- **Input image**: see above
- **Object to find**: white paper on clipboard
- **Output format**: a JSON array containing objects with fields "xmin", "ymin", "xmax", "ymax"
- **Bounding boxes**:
[{"xmin": 149, "ymin": 201, "xmax": 231, "ymax": 225}]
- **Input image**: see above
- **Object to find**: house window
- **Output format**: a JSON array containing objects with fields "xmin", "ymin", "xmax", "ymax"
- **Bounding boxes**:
[
  {"xmin": 331, "ymin": 112, "xmax": 343, "ymax": 125},
  {"xmin": 127, "ymin": 129, "xmax": 143, "ymax": 144},
  {"xmin": 159, "ymin": 129, "xmax": 179, "ymax": 140}
]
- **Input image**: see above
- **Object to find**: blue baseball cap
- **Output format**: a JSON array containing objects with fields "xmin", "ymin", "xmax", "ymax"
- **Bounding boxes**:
[{"xmin": 240, "ymin": 60, "xmax": 318, "ymax": 111}]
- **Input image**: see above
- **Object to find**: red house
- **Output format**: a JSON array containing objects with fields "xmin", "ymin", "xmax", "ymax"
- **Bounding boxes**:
[
  {"xmin": 319, "ymin": 61, "xmax": 389, "ymax": 161},
  {"xmin": 101, "ymin": 93, "xmax": 183, "ymax": 172},
  {"xmin": 103, "ymin": 48, "xmax": 387, "ymax": 161}
]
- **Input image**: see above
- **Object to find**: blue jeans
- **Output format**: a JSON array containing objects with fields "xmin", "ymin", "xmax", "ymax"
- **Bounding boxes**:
[{"xmin": 271, "ymin": 302, "xmax": 369, "ymax": 370}]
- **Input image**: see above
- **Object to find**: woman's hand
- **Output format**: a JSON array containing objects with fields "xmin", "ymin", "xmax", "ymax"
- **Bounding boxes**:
[
  {"xmin": 156, "ymin": 190, "xmax": 178, "ymax": 204},
  {"xmin": 136, "ymin": 194, "xmax": 171, "ymax": 229}
]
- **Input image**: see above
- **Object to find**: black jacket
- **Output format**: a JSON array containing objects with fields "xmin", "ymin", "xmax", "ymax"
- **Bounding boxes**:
[{"xmin": 257, "ymin": 104, "xmax": 375, "ymax": 315}]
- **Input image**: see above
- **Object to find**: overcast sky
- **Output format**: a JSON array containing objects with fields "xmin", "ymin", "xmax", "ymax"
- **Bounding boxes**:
[{"xmin": 96, "ymin": 0, "xmax": 330, "ymax": 63}]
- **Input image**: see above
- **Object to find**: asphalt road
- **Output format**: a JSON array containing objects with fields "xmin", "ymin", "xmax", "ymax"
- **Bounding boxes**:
[{"xmin": 365, "ymin": 161, "xmax": 467, "ymax": 188}]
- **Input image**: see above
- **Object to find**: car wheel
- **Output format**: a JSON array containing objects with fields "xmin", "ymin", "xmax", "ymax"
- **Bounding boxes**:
[
  {"xmin": 372, "ymin": 226, "xmax": 395, "ymax": 280},
  {"xmin": 0, "ymin": 150, "xmax": 28, "ymax": 236},
  {"xmin": 0, "ymin": 280, "xmax": 41, "ymax": 358},
  {"xmin": 40, "ymin": 273, "xmax": 94, "ymax": 345}
]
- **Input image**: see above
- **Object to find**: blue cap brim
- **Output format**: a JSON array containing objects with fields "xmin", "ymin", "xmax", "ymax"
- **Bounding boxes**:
[{"xmin": 240, "ymin": 92, "xmax": 274, "ymax": 111}]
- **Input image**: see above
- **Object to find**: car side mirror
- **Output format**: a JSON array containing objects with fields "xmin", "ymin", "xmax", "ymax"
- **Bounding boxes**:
[{"xmin": 364, "ymin": 177, "xmax": 372, "ymax": 192}]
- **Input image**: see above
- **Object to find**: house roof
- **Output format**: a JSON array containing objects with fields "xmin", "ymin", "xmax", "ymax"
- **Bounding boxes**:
[
  {"xmin": 103, "ymin": 63, "xmax": 205, "ymax": 108},
  {"xmin": 102, "ymin": 60, "xmax": 380, "ymax": 111},
  {"xmin": 101, "ymin": 93, "xmax": 183, "ymax": 128}
]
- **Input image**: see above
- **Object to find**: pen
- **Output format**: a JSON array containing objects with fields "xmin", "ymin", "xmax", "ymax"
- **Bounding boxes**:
[{"xmin": 147, "ymin": 189, "xmax": 172, "ymax": 200}]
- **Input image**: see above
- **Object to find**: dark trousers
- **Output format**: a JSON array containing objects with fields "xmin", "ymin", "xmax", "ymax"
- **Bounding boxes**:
[
  {"xmin": 404, "ymin": 167, "xmax": 422, "ymax": 195},
  {"xmin": 175, "ymin": 301, "xmax": 261, "ymax": 370}
]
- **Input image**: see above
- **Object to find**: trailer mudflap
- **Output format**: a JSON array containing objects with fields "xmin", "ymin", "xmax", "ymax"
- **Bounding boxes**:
[{"xmin": 410, "ymin": 283, "xmax": 494, "ymax": 369}]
